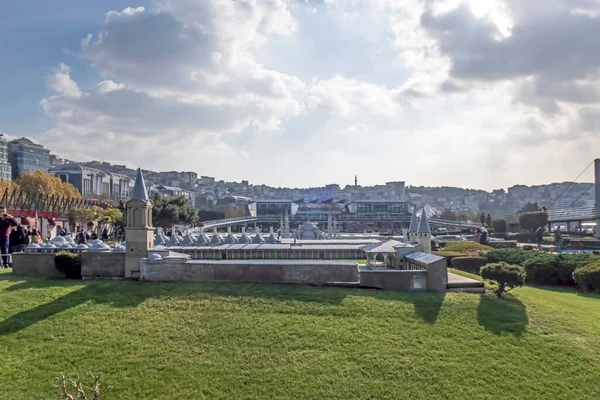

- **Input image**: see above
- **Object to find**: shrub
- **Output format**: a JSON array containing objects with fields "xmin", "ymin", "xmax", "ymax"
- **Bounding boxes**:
[
  {"xmin": 443, "ymin": 242, "xmax": 492, "ymax": 254},
  {"xmin": 432, "ymin": 251, "xmax": 463, "ymax": 264},
  {"xmin": 522, "ymin": 253, "xmax": 561, "ymax": 285},
  {"xmin": 519, "ymin": 211, "xmax": 548, "ymax": 232},
  {"xmin": 522, "ymin": 245, "xmax": 534, "ymax": 251},
  {"xmin": 507, "ymin": 233, "xmax": 540, "ymax": 243},
  {"xmin": 492, "ymin": 219, "xmax": 507, "ymax": 233},
  {"xmin": 488, "ymin": 240, "xmax": 518, "ymax": 249},
  {"xmin": 55, "ymin": 251, "xmax": 81, "ymax": 280},
  {"xmin": 451, "ymin": 257, "xmax": 488, "ymax": 274},
  {"xmin": 480, "ymin": 262, "xmax": 526, "ymax": 297},
  {"xmin": 486, "ymin": 249, "xmax": 535, "ymax": 266},
  {"xmin": 491, "ymin": 232, "xmax": 509, "ymax": 240},
  {"xmin": 573, "ymin": 263, "xmax": 600, "ymax": 292}
]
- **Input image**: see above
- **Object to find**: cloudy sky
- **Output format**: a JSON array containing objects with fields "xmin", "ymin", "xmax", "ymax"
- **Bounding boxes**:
[{"xmin": 1, "ymin": 0, "xmax": 599, "ymax": 190}]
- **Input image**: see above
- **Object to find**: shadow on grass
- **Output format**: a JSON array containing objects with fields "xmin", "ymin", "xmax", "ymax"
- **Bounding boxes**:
[
  {"xmin": 528, "ymin": 285, "xmax": 600, "ymax": 300},
  {"xmin": 0, "ymin": 273, "xmax": 448, "ymax": 335},
  {"xmin": 477, "ymin": 294, "xmax": 528, "ymax": 336}
]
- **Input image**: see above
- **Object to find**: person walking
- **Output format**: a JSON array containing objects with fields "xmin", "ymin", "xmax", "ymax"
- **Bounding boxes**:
[
  {"xmin": 535, "ymin": 227, "xmax": 544, "ymax": 251},
  {"xmin": 554, "ymin": 228, "xmax": 563, "ymax": 253},
  {"xmin": 0, "ymin": 206, "xmax": 18, "ymax": 268}
]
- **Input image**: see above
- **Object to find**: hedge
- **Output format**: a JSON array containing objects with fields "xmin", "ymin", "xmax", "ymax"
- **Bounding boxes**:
[
  {"xmin": 487, "ymin": 240, "xmax": 518, "ymax": 249},
  {"xmin": 443, "ymin": 242, "xmax": 493, "ymax": 254},
  {"xmin": 451, "ymin": 257, "xmax": 488, "ymax": 275},
  {"xmin": 573, "ymin": 263, "xmax": 600, "ymax": 292},
  {"xmin": 522, "ymin": 253, "xmax": 600, "ymax": 286},
  {"xmin": 486, "ymin": 249, "xmax": 535, "ymax": 266},
  {"xmin": 432, "ymin": 251, "xmax": 463, "ymax": 264}
]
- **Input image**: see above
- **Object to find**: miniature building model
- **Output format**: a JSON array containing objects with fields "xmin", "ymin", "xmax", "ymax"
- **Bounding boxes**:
[{"xmin": 125, "ymin": 168, "xmax": 153, "ymax": 278}]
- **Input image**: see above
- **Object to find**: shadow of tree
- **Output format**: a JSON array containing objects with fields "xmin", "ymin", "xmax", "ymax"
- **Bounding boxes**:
[
  {"xmin": 0, "ymin": 273, "xmax": 449, "ymax": 336},
  {"xmin": 477, "ymin": 294, "xmax": 528, "ymax": 336},
  {"xmin": 412, "ymin": 292, "xmax": 446, "ymax": 324}
]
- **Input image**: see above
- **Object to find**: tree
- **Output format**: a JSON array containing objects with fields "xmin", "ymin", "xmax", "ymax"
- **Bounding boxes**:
[
  {"xmin": 519, "ymin": 211, "xmax": 548, "ymax": 232},
  {"xmin": 215, "ymin": 204, "xmax": 245, "ymax": 219},
  {"xmin": 480, "ymin": 262, "xmax": 526, "ymax": 297},
  {"xmin": 151, "ymin": 194, "xmax": 199, "ymax": 228},
  {"xmin": 439, "ymin": 208, "xmax": 457, "ymax": 221},
  {"xmin": 492, "ymin": 219, "xmax": 507, "ymax": 233},
  {"xmin": 16, "ymin": 171, "xmax": 81, "ymax": 199},
  {"xmin": 519, "ymin": 202, "xmax": 541, "ymax": 213}
]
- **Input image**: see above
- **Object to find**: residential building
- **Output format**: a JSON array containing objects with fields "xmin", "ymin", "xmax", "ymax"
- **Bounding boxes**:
[
  {"xmin": 8, "ymin": 137, "xmax": 50, "ymax": 179},
  {"xmin": 0, "ymin": 135, "xmax": 12, "ymax": 181},
  {"xmin": 152, "ymin": 185, "xmax": 195, "ymax": 207},
  {"xmin": 50, "ymin": 163, "xmax": 134, "ymax": 199}
]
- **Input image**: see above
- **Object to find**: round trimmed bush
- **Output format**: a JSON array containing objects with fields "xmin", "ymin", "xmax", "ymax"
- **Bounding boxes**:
[
  {"xmin": 443, "ymin": 242, "xmax": 492, "ymax": 254},
  {"xmin": 452, "ymin": 257, "xmax": 488, "ymax": 275},
  {"xmin": 54, "ymin": 251, "xmax": 82, "ymax": 280},
  {"xmin": 573, "ymin": 263, "xmax": 600, "ymax": 292},
  {"xmin": 480, "ymin": 262, "xmax": 526, "ymax": 297}
]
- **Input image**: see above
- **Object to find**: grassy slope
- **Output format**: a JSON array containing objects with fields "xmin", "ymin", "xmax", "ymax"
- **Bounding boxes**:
[{"xmin": 0, "ymin": 270, "xmax": 599, "ymax": 399}]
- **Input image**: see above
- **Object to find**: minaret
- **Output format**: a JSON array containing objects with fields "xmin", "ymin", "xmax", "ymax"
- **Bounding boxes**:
[
  {"xmin": 354, "ymin": 175, "xmax": 358, "ymax": 187},
  {"xmin": 125, "ymin": 168, "xmax": 153, "ymax": 278},
  {"xmin": 417, "ymin": 207, "xmax": 432, "ymax": 253},
  {"xmin": 408, "ymin": 208, "xmax": 419, "ymax": 243}
]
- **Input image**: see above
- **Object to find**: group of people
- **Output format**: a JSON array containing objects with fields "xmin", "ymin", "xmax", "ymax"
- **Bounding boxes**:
[
  {"xmin": 473, "ymin": 227, "xmax": 489, "ymax": 245},
  {"xmin": 0, "ymin": 206, "xmax": 43, "ymax": 268}
]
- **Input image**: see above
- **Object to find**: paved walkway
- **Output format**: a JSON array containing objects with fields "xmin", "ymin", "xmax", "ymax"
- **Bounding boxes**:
[{"xmin": 447, "ymin": 272, "xmax": 482, "ymax": 286}]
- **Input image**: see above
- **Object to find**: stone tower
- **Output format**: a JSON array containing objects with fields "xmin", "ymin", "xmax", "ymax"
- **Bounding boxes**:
[
  {"xmin": 125, "ymin": 168, "xmax": 153, "ymax": 279},
  {"xmin": 408, "ymin": 208, "xmax": 419, "ymax": 243},
  {"xmin": 417, "ymin": 207, "xmax": 432, "ymax": 253}
]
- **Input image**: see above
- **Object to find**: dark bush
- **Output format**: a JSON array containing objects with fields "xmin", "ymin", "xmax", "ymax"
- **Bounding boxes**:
[
  {"xmin": 506, "ymin": 233, "xmax": 540, "ymax": 243},
  {"xmin": 432, "ymin": 251, "xmax": 464, "ymax": 264},
  {"xmin": 486, "ymin": 249, "xmax": 535, "ymax": 266},
  {"xmin": 522, "ymin": 253, "xmax": 561, "ymax": 285},
  {"xmin": 488, "ymin": 241, "xmax": 518, "ymax": 249},
  {"xmin": 54, "ymin": 251, "xmax": 81, "ymax": 280},
  {"xmin": 452, "ymin": 257, "xmax": 488, "ymax": 274},
  {"xmin": 480, "ymin": 262, "xmax": 526, "ymax": 297},
  {"xmin": 522, "ymin": 245, "xmax": 534, "ymax": 251},
  {"xmin": 573, "ymin": 263, "xmax": 600, "ymax": 292},
  {"xmin": 491, "ymin": 232, "xmax": 509, "ymax": 240}
]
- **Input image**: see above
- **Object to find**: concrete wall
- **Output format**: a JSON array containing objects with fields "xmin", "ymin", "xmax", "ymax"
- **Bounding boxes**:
[
  {"xmin": 80, "ymin": 252, "xmax": 125, "ymax": 278},
  {"xmin": 425, "ymin": 258, "xmax": 448, "ymax": 292},
  {"xmin": 141, "ymin": 259, "xmax": 359, "ymax": 285},
  {"xmin": 12, "ymin": 253, "xmax": 64, "ymax": 278},
  {"xmin": 359, "ymin": 270, "xmax": 428, "ymax": 291},
  {"xmin": 11, "ymin": 251, "xmax": 125, "ymax": 279}
]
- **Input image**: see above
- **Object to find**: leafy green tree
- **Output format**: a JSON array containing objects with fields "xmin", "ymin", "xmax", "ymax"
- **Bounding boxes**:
[
  {"xmin": 519, "ymin": 202, "xmax": 541, "ymax": 213},
  {"xmin": 519, "ymin": 211, "xmax": 548, "ymax": 232},
  {"xmin": 440, "ymin": 208, "xmax": 457, "ymax": 221},
  {"xmin": 151, "ymin": 194, "xmax": 199, "ymax": 228},
  {"xmin": 480, "ymin": 262, "xmax": 526, "ymax": 297}
]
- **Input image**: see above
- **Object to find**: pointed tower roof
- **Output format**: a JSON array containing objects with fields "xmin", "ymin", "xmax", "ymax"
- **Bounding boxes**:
[
  {"xmin": 408, "ymin": 208, "xmax": 419, "ymax": 233},
  {"xmin": 131, "ymin": 168, "xmax": 149, "ymax": 203},
  {"xmin": 417, "ymin": 207, "xmax": 431, "ymax": 234}
]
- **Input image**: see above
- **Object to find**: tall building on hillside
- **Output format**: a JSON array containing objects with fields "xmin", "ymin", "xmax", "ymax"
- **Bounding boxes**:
[
  {"xmin": 8, "ymin": 137, "xmax": 50, "ymax": 179},
  {"xmin": 0, "ymin": 135, "xmax": 12, "ymax": 181}
]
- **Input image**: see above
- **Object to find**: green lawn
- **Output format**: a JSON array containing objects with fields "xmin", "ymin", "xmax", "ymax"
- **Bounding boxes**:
[{"xmin": 1, "ymin": 270, "xmax": 599, "ymax": 399}]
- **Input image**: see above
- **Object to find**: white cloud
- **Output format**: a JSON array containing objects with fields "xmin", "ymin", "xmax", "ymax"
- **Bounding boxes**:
[
  {"xmin": 45, "ymin": 63, "xmax": 81, "ymax": 97},
  {"xmin": 32, "ymin": 0, "xmax": 600, "ymax": 189}
]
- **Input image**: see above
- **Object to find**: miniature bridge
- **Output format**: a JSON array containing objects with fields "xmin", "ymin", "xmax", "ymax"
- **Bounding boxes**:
[{"xmin": 201, "ymin": 215, "xmax": 481, "ymax": 231}]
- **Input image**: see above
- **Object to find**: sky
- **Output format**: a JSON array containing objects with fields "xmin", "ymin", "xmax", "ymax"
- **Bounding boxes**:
[{"xmin": 1, "ymin": 0, "xmax": 599, "ymax": 190}]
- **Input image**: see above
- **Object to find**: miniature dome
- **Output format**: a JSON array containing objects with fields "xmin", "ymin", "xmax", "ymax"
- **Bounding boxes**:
[{"xmin": 147, "ymin": 253, "xmax": 163, "ymax": 261}]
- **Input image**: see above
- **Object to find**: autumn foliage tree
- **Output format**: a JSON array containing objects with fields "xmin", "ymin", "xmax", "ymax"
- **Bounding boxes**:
[{"xmin": 16, "ymin": 171, "xmax": 81, "ymax": 199}]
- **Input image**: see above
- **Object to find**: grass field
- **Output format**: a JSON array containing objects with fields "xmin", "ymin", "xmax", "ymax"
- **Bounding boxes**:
[{"xmin": 1, "ymin": 270, "xmax": 599, "ymax": 399}]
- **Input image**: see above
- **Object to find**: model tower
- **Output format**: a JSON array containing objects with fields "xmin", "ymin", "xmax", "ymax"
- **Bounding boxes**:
[{"xmin": 125, "ymin": 168, "xmax": 153, "ymax": 278}]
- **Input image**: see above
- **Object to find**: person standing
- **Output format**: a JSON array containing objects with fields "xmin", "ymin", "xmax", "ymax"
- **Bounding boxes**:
[
  {"xmin": 554, "ymin": 228, "xmax": 563, "ymax": 253},
  {"xmin": 473, "ymin": 227, "xmax": 482, "ymax": 244},
  {"xmin": 535, "ymin": 227, "xmax": 544, "ymax": 251},
  {"xmin": 0, "ymin": 206, "xmax": 18, "ymax": 268}
]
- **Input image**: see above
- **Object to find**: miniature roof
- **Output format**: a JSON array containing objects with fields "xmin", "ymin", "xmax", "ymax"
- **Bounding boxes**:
[
  {"xmin": 417, "ymin": 207, "xmax": 431, "ymax": 234},
  {"xmin": 360, "ymin": 239, "xmax": 402, "ymax": 254},
  {"xmin": 130, "ymin": 168, "xmax": 149, "ymax": 202},
  {"xmin": 408, "ymin": 209, "xmax": 419, "ymax": 233}
]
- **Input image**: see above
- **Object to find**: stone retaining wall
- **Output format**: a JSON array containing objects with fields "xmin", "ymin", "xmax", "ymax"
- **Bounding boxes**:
[
  {"xmin": 12, "ymin": 253, "xmax": 64, "ymax": 278},
  {"xmin": 141, "ymin": 259, "xmax": 359, "ymax": 284},
  {"xmin": 80, "ymin": 252, "xmax": 125, "ymax": 278}
]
